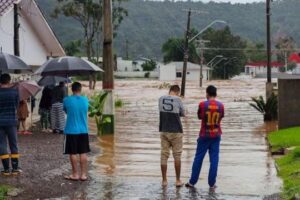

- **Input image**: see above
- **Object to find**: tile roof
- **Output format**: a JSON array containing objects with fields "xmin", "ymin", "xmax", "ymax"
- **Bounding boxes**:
[{"xmin": 0, "ymin": 0, "xmax": 20, "ymax": 16}]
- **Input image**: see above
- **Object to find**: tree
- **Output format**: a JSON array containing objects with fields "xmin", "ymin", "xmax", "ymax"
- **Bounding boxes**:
[
  {"xmin": 201, "ymin": 26, "xmax": 247, "ymax": 79},
  {"xmin": 52, "ymin": 0, "xmax": 128, "ymax": 89},
  {"xmin": 64, "ymin": 40, "xmax": 82, "ymax": 56},
  {"xmin": 245, "ymin": 42, "xmax": 267, "ymax": 62},
  {"xmin": 141, "ymin": 60, "xmax": 157, "ymax": 71},
  {"xmin": 275, "ymin": 36, "xmax": 297, "ymax": 64}
]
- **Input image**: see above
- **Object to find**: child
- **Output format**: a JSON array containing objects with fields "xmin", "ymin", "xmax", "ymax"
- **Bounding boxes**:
[
  {"xmin": 186, "ymin": 85, "xmax": 224, "ymax": 192},
  {"xmin": 17, "ymin": 100, "xmax": 30, "ymax": 134},
  {"xmin": 159, "ymin": 85, "xmax": 185, "ymax": 187}
]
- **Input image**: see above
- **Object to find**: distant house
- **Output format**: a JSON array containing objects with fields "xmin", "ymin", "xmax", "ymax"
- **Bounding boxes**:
[
  {"xmin": 0, "ymin": 0, "xmax": 65, "ymax": 69},
  {"xmin": 288, "ymin": 53, "xmax": 300, "ymax": 74},
  {"xmin": 159, "ymin": 61, "xmax": 209, "ymax": 81},
  {"xmin": 244, "ymin": 62, "xmax": 284, "ymax": 77}
]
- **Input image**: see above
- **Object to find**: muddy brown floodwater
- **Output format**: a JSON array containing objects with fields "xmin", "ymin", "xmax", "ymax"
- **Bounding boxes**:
[{"xmin": 86, "ymin": 79, "xmax": 282, "ymax": 200}]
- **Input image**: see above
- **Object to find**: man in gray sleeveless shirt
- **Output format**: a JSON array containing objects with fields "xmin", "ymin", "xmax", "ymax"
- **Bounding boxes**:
[{"xmin": 159, "ymin": 85, "xmax": 185, "ymax": 187}]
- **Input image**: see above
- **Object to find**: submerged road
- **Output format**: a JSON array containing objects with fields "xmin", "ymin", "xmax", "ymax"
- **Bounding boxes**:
[{"xmin": 87, "ymin": 79, "xmax": 282, "ymax": 199}]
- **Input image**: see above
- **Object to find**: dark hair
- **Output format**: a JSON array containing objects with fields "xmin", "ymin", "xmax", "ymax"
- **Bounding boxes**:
[
  {"xmin": 72, "ymin": 82, "xmax": 82, "ymax": 92},
  {"xmin": 206, "ymin": 85, "xmax": 217, "ymax": 97},
  {"xmin": 169, "ymin": 85, "xmax": 180, "ymax": 94},
  {"xmin": 0, "ymin": 74, "xmax": 11, "ymax": 84},
  {"xmin": 59, "ymin": 81, "xmax": 65, "ymax": 87}
]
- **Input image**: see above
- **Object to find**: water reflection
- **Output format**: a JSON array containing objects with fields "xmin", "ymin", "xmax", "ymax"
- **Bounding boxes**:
[{"xmin": 87, "ymin": 79, "xmax": 281, "ymax": 199}]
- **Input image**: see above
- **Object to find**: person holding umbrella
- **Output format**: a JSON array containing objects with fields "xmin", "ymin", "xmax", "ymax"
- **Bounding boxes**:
[
  {"xmin": 0, "ymin": 74, "xmax": 21, "ymax": 176},
  {"xmin": 51, "ymin": 81, "xmax": 67, "ymax": 134}
]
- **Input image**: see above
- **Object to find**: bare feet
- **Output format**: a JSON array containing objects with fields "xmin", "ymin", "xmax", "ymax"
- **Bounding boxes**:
[
  {"xmin": 176, "ymin": 180, "xmax": 184, "ymax": 187},
  {"xmin": 80, "ymin": 175, "xmax": 88, "ymax": 181},
  {"xmin": 64, "ymin": 175, "xmax": 79, "ymax": 181},
  {"xmin": 162, "ymin": 180, "xmax": 168, "ymax": 187}
]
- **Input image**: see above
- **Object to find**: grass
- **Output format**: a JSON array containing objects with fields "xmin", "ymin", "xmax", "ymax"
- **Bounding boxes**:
[
  {"xmin": 268, "ymin": 127, "xmax": 300, "ymax": 152},
  {"xmin": 0, "ymin": 185, "xmax": 10, "ymax": 200},
  {"xmin": 268, "ymin": 127, "xmax": 300, "ymax": 199}
]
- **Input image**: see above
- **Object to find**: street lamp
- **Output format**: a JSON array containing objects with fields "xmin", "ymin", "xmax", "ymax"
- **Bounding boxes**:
[
  {"xmin": 181, "ymin": 19, "xmax": 227, "ymax": 96},
  {"xmin": 207, "ymin": 55, "xmax": 223, "ymax": 67},
  {"xmin": 189, "ymin": 20, "xmax": 227, "ymax": 43}
]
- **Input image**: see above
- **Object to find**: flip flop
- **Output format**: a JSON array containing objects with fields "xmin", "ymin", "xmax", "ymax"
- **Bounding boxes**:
[{"xmin": 64, "ymin": 175, "xmax": 79, "ymax": 181}]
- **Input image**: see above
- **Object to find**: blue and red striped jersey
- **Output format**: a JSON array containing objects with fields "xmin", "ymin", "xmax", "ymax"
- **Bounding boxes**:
[{"xmin": 198, "ymin": 99, "xmax": 224, "ymax": 138}]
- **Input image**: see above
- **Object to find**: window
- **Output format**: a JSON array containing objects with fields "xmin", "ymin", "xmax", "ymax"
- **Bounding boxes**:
[{"xmin": 176, "ymin": 72, "xmax": 182, "ymax": 78}]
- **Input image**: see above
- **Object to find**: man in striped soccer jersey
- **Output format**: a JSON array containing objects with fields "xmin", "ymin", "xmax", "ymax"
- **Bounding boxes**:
[
  {"xmin": 159, "ymin": 85, "xmax": 185, "ymax": 187},
  {"xmin": 186, "ymin": 85, "xmax": 224, "ymax": 191}
]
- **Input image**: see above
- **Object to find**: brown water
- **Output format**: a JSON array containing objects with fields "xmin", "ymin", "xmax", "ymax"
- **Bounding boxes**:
[{"xmin": 87, "ymin": 79, "xmax": 282, "ymax": 199}]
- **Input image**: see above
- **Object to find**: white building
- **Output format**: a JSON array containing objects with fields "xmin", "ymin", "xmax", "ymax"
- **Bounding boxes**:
[
  {"xmin": 244, "ymin": 62, "xmax": 284, "ymax": 77},
  {"xmin": 159, "ymin": 61, "xmax": 209, "ymax": 81},
  {"xmin": 0, "ymin": 0, "xmax": 65, "ymax": 69}
]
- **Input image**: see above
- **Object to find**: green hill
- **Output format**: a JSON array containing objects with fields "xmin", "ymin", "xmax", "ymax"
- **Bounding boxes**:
[{"xmin": 36, "ymin": 0, "xmax": 300, "ymax": 60}]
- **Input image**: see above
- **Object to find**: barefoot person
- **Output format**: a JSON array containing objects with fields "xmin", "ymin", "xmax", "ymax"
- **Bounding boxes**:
[
  {"xmin": 186, "ymin": 85, "xmax": 224, "ymax": 191},
  {"xmin": 159, "ymin": 85, "xmax": 185, "ymax": 187},
  {"xmin": 0, "ymin": 74, "xmax": 21, "ymax": 175},
  {"xmin": 63, "ymin": 82, "xmax": 90, "ymax": 181}
]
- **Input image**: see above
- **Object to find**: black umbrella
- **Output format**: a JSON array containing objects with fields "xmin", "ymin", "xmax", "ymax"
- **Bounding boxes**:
[
  {"xmin": 38, "ymin": 76, "xmax": 72, "ymax": 86},
  {"xmin": 34, "ymin": 56, "xmax": 103, "ymax": 77},
  {"xmin": 0, "ymin": 52, "xmax": 31, "ymax": 73}
]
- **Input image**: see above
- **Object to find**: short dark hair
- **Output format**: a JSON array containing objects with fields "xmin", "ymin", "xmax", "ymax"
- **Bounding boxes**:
[
  {"xmin": 0, "ymin": 74, "xmax": 11, "ymax": 84},
  {"xmin": 206, "ymin": 85, "xmax": 217, "ymax": 97},
  {"xmin": 72, "ymin": 82, "xmax": 82, "ymax": 92},
  {"xmin": 59, "ymin": 81, "xmax": 65, "ymax": 87},
  {"xmin": 169, "ymin": 85, "xmax": 180, "ymax": 94}
]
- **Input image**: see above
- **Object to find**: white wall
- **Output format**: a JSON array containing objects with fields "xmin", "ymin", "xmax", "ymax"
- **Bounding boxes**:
[
  {"xmin": 292, "ymin": 64, "xmax": 300, "ymax": 74},
  {"xmin": 0, "ymin": 9, "xmax": 48, "ymax": 66},
  {"xmin": 114, "ymin": 71, "xmax": 159, "ymax": 78},
  {"xmin": 159, "ymin": 65, "xmax": 176, "ymax": 81}
]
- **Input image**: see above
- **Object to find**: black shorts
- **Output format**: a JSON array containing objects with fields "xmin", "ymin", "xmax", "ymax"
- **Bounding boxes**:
[{"xmin": 64, "ymin": 134, "xmax": 91, "ymax": 154}]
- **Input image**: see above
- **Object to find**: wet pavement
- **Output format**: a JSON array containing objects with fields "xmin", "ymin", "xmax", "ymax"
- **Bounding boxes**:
[{"xmin": 87, "ymin": 79, "xmax": 282, "ymax": 200}]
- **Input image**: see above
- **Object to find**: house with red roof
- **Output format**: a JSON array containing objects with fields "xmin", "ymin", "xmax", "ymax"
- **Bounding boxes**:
[
  {"xmin": 288, "ymin": 53, "xmax": 300, "ymax": 74},
  {"xmin": 245, "ymin": 61, "xmax": 284, "ymax": 77},
  {"xmin": 0, "ymin": 0, "xmax": 65, "ymax": 68}
]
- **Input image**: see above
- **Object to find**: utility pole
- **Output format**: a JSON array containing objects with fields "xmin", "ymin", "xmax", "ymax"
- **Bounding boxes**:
[
  {"xmin": 180, "ymin": 9, "xmax": 191, "ymax": 97},
  {"xmin": 102, "ymin": 0, "xmax": 115, "ymax": 134},
  {"xmin": 196, "ymin": 40, "xmax": 210, "ymax": 87},
  {"xmin": 266, "ymin": 0, "xmax": 273, "ymax": 99},
  {"xmin": 14, "ymin": 4, "xmax": 20, "ymax": 57},
  {"xmin": 125, "ymin": 39, "xmax": 129, "ymax": 60}
]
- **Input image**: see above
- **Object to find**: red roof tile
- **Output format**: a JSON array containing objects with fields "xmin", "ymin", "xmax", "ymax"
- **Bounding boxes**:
[
  {"xmin": 246, "ymin": 61, "xmax": 284, "ymax": 68},
  {"xmin": 289, "ymin": 53, "xmax": 300, "ymax": 64}
]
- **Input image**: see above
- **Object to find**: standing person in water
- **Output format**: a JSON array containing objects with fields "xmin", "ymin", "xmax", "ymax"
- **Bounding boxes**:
[
  {"xmin": 159, "ymin": 85, "xmax": 185, "ymax": 187},
  {"xmin": 63, "ymin": 82, "xmax": 90, "ymax": 181},
  {"xmin": 186, "ymin": 85, "xmax": 224, "ymax": 192}
]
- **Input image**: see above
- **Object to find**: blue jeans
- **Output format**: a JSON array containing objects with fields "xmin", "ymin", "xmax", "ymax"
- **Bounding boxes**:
[
  {"xmin": 189, "ymin": 136, "xmax": 221, "ymax": 187},
  {"xmin": 0, "ymin": 126, "xmax": 18, "ymax": 156}
]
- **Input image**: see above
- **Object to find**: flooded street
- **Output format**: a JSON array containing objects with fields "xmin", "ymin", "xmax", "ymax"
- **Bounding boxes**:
[{"xmin": 87, "ymin": 79, "xmax": 282, "ymax": 199}]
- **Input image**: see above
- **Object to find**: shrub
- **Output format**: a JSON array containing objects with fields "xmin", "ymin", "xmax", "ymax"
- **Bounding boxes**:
[{"xmin": 249, "ymin": 93, "xmax": 278, "ymax": 121}]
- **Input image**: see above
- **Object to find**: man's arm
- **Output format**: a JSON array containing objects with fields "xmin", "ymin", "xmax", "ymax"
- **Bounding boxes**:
[
  {"xmin": 197, "ymin": 103, "xmax": 202, "ymax": 120},
  {"xmin": 220, "ymin": 104, "xmax": 225, "ymax": 119},
  {"xmin": 178, "ymin": 99, "xmax": 185, "ymax": 117}
]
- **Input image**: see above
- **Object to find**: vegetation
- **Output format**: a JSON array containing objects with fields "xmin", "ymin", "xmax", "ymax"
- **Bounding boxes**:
[
  {"xmin": 268, "ymin": 127, "xmax": 300, "ymax": 199},
  {"xmin": 249, "ymin": 94, "xmax": 278, "ymax": 121},
  {"xmin": 36, "ymin": 0, "xmax": 300, "ymax": 59},
  {"xmin": 141, "ymin": 60, "xmax": 157, "ymax": 71},
  {"xmin": 115, "ymin": 97, "xmax": 124, "ymax": 108},
  {"xmin": 0, "ymin": 185, "xmax": 10, "ymax": 200},
  {"xmin": 64, "ymin": 40, "xmax": 82, "ymax": 56},
  {"xmin": 88, "ymin": 91, "xmax": 109, "ymax": 135}
]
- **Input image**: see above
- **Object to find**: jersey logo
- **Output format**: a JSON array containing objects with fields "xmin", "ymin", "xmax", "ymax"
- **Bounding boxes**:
[{"xmin": 162, "ymin": 99, "xmax": 174, "ymax": 111}]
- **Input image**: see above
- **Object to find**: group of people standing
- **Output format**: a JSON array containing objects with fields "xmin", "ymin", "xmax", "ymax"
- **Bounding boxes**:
[
  {"xmin": 159, "ymin": 84, "xmax": 224, "ymax": 191},
  {"xmin": 0, "ymin": 71, "xmax": 224, "ymax": 191},
  {"xmin": 0, "ymin": 73, "xmax": 90, "ymax": 180},
  {"xmin": 39, "ymin": 81, "xmax": 67, "ymax": 133}
]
